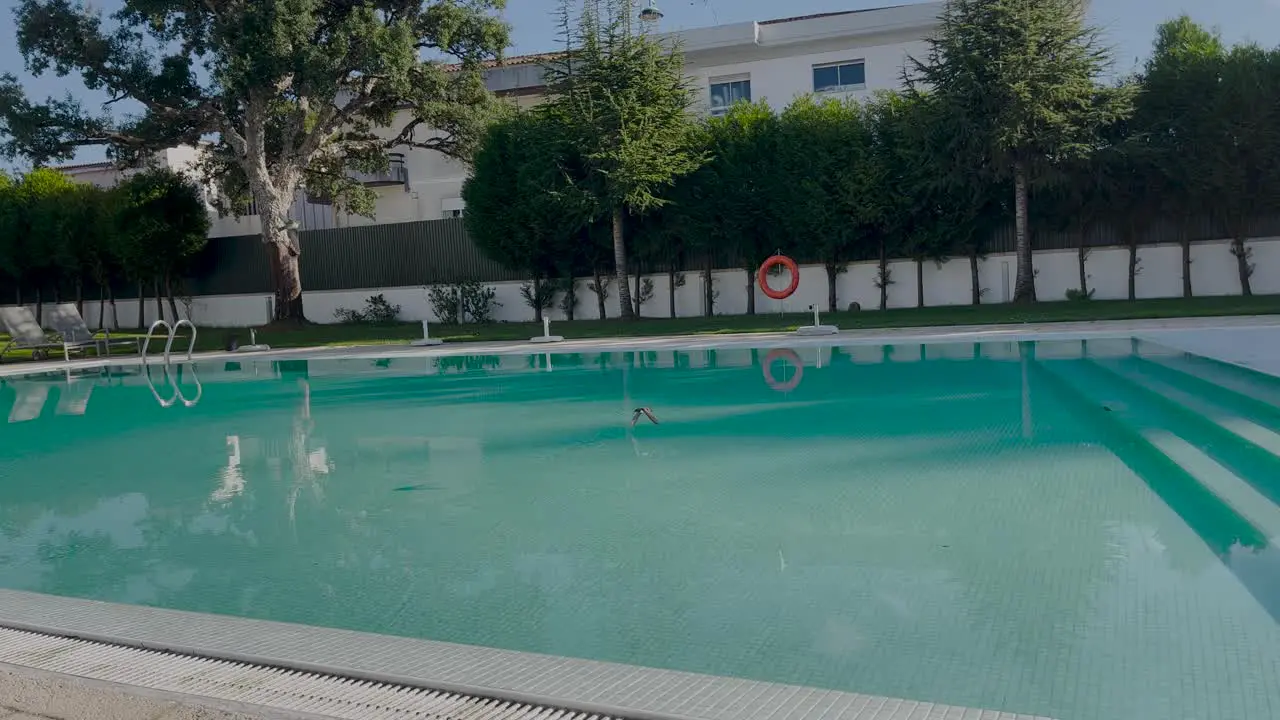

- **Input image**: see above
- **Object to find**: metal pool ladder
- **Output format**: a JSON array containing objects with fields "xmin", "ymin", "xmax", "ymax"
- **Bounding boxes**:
[
  {"xmin": 142, "ymin": 320, "xmax": 202, "ymax": 408},
  {"xmin": 141, "ymin": 319, "xmax": 197, "ymax": 365}
]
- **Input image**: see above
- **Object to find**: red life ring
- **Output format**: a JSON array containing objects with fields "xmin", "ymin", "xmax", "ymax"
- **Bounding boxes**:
[
  {"xmin": 763, "ymin": 348, "xmax": 803, "ymax": 392},
  {"xmin": 758, "ymin": 255, "xmax": 800, "ymax": 300}
]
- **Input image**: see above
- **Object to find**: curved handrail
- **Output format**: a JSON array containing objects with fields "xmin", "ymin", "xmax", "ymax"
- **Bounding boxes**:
[
  {"xmin": 144, "ymin": 363, "xmax": 178, "ymax": 408},
  {"xmin": 172, "ymin": 363, "xmax": 203, "ymax": 408},
  {"xmin": 166, "ymin": 319, "xmax": 197, "ymax": 364},
  {"xmin": 141, "ymin": 320, "xmax": 172, "ymax": 364}
]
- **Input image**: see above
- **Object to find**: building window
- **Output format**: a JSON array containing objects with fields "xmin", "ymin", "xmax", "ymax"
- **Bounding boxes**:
[
  {"xmin": 813, "ymin": 61, "xmax": 866, "ymax": 93},
  {"xmin": 709, "ymin": 78, "xmax": 751, "ymax": 116},
  {"xmin": 442, "ymin": 198, "xmax": 466, "ymax": 219}
]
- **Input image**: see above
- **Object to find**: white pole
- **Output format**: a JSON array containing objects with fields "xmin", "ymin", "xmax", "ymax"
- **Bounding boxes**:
[
  {"xmin": 542, "ymin": 316, "xmax": 551, "ymax": 337},
  {"xmin": 421, "ymin": 319, "xmax": 431, "ymax": 341},
  {"xmin": 812, "ymin": 305, "xmax": 820, "ymax": 327}
]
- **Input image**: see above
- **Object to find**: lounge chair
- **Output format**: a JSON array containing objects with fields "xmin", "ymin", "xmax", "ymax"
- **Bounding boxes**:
[
  {"xmin": 45, "ymin": 303, "xmax": 141, "ymax": 360},
  {"xmin": 0, "ymin": 306, "xmax": 64, "ymax": 362}
]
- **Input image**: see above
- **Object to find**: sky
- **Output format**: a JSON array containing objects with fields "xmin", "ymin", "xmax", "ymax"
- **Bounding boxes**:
[{"xmin": 2, "ymin": 0, "xmax": 1279, "ymax": 168}]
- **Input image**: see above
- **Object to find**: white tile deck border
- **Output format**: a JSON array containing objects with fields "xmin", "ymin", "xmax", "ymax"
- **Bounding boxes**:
[{"xmin": 0, "ymin": 590, "xmax": 1052, "ymax": 720}]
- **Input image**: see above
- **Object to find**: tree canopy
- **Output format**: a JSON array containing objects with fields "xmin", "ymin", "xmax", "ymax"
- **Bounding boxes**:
[
  {"xmin": 909, "ymin": 0, "xmax": 1131, "ymax": 302},
  {"xmin": 541, "ymin": 0, "xmax": 705, "ymax": 319},
  {"xmin": 461, "ymin": 11, "xmax": 1277, "ymax": 316},
  {"xmin": 0, "ymin": 167, "xmax": 211, "ymax": 326},
  {"xmin": 0, "ymin": 0, "xmax": 511, "ymax": 321}
]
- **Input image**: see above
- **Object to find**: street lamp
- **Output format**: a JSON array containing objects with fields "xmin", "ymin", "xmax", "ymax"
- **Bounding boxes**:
[{"xmin": 639, "ymin": 4, "xmax": 663, "ymax": 23}]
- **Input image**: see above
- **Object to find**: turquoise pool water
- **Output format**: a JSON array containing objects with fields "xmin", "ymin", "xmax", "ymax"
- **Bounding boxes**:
[{"xmin": 1, "ymin": 339, "xmax": 1279, "ymax": 719}]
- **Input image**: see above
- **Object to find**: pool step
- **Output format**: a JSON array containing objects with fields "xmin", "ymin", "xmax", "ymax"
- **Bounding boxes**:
[
  {"xmin": 1137, "ymin": 348, "xmax": 1280, "ymax": 415},
  {"xmin": 1067, "ymin": 358, "xmax": 1280, "ymax": 531},
  {"xmin": 1137, "ymin": 429, "xmax": 1280, "ymax": 539},
  {"xmin": 1121, "ymin": 352, "xmax": 1280, "ymax": 434},
  {"xmin": 1085, "ymin": 357, "xmax": 1280, "ymax": 508},
  {"xmin": 1030, "ymin": 359, "xmax": 1269, "ymax": 553}
]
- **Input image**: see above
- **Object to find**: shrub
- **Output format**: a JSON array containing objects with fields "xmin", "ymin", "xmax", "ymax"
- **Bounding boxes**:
[
  {"xmin": 333, "ymin": 294, "xmax": 401, "ymax": 323},
  {"xmin": 426, "ymin": 284, "xmax": 461, "ymax": 324},
  {"xmin": 427, "ymin": 281, "xmax": 500, "ymax": 324},
  {"xmin": 519, "ymin": 278, "xmax": 557, "ymax": 318}
]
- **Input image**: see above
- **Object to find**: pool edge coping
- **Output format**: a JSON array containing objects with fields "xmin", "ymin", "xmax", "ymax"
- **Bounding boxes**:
[
  {"xmin": 0, "ymin": 589, "xmax": 1053, "ymax": 720},
  {"xmin": 3, "ymin": 314, "xmax": 1279, "ymax": 379}
]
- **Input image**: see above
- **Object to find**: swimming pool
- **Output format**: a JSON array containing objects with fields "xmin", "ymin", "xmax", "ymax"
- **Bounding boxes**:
[{"xmin": 1, "ymin": 338, "xmax": 1278, "ymax": 720}]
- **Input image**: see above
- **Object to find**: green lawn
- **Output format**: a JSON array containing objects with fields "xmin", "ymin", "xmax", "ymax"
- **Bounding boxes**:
[{"xmin": 3, "ymin": 294, "xmax": 1278, "ymax": 362}]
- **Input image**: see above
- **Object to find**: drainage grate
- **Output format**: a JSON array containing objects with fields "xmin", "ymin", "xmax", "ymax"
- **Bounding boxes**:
[{"xmin": 0, "ymin": 626, "xmax": 616, "ymax": 720}]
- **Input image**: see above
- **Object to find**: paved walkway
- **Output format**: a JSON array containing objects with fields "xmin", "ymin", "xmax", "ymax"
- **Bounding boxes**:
[{"xmin": 0, "ymin": 664, "xmax": 262, "ymax": 720}]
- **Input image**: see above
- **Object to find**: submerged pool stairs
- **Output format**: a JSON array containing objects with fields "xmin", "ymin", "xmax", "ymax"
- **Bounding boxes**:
[{"xmin": 1035, "ymin": 343, "xmax": 1280, "ymax": 545}]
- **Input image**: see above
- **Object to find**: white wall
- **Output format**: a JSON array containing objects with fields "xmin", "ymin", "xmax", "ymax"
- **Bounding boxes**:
[
  {"xmin": 17, "ymin": 237, "xmax": 1272, "ymax": 330},
  {"xmin": 32, "ymin": 236, "xmax": 1260, "ymax": 330}
]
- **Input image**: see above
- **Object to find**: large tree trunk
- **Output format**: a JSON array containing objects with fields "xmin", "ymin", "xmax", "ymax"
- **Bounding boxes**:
[
  {"xmin": 75, "ymin": 278, "xmax": 84, "ymax": 315},
  {"xmin": 34, "ymin": 288, "xmax": 42, "ymax": 324},
  {"xmin": 969, "ymin": 251, "xmax": 981, "ymax": 305},
  {"xmin": 825, "ymin": 263, "xmax": 838, "ymax": 313},
  {"xmin": 667, "ymin": 269, "xmax": 678, "ymax": 318},
  {"xmin": 1232, "ymin": 234, "xmax": 1253, "ymax": 296},
  {"xmin": 268, "ymin": 234, "xmax": 305, "ymax": 322},
  {"xmin": 1178, "ymin": 219, "xmax": 1193, "ymax": 299},
  {"xmin": 12, "ymin": 284, "xmax": 19, "ymax": 306},
  {"xmin": 915, "ymin": 258, "xmax": 925, "ymax": 308},
  {"xmin": 1012, "ymin": 159, "xmax": 1036, "ymax": 302},
  {"xmin": 633, "ymin": 273, "xmax": 642, "ymax": 317},
  {"xmin": 744, "ymin": 268, "xmax": 756, "ymax": 315},
  {"xmin": 612, "ymin": 206, "xmax": 634, "ymax": 320},
  {"xmin": 247, "ymin": 123, "xmax": 306, "ymax": 324},
  {"xmin": 136, "ymin": 281, "xmax": 145, "ymax": 329},
  {"xmin": 165, "ymin": 273, "xmax": 180, "ymax": 322},
  {"xmin": 153, "ymin": 278, "xmax": 165, "ymax": 322}
]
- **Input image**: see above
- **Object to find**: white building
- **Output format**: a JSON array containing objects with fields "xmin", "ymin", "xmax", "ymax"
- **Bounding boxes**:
[
  {"xmin": 57, "ymin": 3, "xmax": 943, "ymax": 239},
  {"xmin": 390, "ymin": 2, "xmax": 943, "ymax": 231}
]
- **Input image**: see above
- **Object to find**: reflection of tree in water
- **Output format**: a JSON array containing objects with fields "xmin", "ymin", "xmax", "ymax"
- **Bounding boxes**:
[{"xmin": 435, "ymin": 355, "xmax": 503, "ymax": 374}]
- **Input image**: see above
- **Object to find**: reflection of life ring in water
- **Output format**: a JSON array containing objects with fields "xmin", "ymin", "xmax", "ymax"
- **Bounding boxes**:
[
  {"xmin": 758, "ymin": 255, "xmax": 800, "ymax": 300},
  {"xmin": 763, "ymin": 348, "xmax": 803, "ymax": 392}
]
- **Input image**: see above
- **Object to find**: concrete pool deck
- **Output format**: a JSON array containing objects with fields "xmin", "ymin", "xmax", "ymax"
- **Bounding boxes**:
[
  {"xmin": 2, "ymin": 313, "xmax": 1279, "ymax": 719},
  {"xmin": 2, "ymin": 314, "xmax": 1280, "ymax": 380}
]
